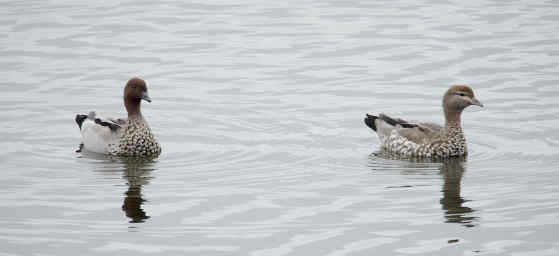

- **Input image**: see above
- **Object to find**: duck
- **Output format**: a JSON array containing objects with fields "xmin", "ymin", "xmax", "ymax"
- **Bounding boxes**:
[
  {"xmin": 75, "ymin": 77, "xmax": 162, "ymax": 157},
  {"xmin": 364, "ymin": 85, "xmax": 483, "ymax": 158}
]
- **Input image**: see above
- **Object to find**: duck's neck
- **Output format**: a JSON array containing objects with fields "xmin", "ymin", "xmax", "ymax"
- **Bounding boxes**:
[
  {"xmin": 128, "ymin": 113, "xmax": 144, "ymax": 121},
  {"xmin": 444, "ymin": 108, "xmax": 463, "ymax": 129},
  {"xmin": 125, "ymin": 99, "xmax": 142, "ymax": 118}
]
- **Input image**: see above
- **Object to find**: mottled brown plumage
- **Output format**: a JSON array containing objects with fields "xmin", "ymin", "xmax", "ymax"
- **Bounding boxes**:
[{"xmin": 364, "ymin": 85, "xmax": 483, "ymax": 158}]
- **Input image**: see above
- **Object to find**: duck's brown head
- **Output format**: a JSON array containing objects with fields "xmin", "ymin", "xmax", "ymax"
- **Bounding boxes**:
[
  {"xmin": 443, "ymin": 85, "xmax": 483, "ymax": 123},
  {"xmin": 124, "ymin": 77, "xmax": 151, "ymax": 116}
]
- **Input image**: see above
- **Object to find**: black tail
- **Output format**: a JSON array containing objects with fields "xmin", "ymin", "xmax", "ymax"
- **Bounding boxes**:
[
  {"xmin": 75, "ymin": 114, "xmax": 88, "ymax": 130},
  {"xmin": 364, "ymin": 114, "xmax": 378, "ymax": 131}
]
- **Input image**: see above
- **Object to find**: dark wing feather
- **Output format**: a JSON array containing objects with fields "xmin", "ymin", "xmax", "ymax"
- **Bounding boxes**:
[
  {"xmin": 94, "ymin": 117, "xmax": 122, "ymax": 131},
  {"xmin": 107, "ymin": 117, "xmax": 127, "ymax": 126},
  {"xmin": 373, "ymin": 114, "xmax": 442, "ymax": 144},
  {"xmin": 397, "ymin": 122, "xmax": 443, "ymax": 144},
  {"xmin": 379, "ymin": 114, "xmax": 418, "ymax": 128}
]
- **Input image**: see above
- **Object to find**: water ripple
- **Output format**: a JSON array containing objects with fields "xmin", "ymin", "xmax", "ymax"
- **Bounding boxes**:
[{"xmin": 1, "ymin": 0, "xmax": 559, "ymax": 255}]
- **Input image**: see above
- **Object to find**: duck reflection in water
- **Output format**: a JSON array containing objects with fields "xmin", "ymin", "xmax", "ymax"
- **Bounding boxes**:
[
  {"xmin": 80, "ymin": 152, "xmax": 156, "ymax": 223},
  {"xmin": 119, "ymin": 156, "xmax": 156, "ymax": 223},
  {"xmin": 439, "ymin": 157, "xmax": 476, "ymax": 227},
  {"xmin": 370, "ymin": 152, "xmax": 477, "ymax": 227}
]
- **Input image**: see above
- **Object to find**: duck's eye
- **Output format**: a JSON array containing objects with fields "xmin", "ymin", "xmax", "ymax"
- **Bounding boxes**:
[
  {"xmin": 132, "ymin": 85, "xmax": 137, "ymax": 89},
  {"xmin": 456, "ymin": 92, "xmax": 466, "ymax": 97}
]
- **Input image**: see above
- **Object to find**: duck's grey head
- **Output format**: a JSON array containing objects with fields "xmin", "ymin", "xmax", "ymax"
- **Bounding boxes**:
[{"xmin": 124, "ymin": 77, "xmax": 151, "ymax": 116}]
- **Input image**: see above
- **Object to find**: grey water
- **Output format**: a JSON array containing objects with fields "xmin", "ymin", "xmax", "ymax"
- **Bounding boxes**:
[{"xmin": 1, "ymin": 0, "xmax": 559, "ymax": 255}]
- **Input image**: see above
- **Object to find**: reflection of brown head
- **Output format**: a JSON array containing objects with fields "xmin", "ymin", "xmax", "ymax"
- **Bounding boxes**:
[
  {"xmin": 123, "ymin": 77, "xmax": 151, "ymax": 117},
  {"xmin": 122, "ymin": 186, "xmax": 149, "ymax": 223},
  {"xmin": 119, "ymin": 156, "xmax": 156, "ymax": 223}
]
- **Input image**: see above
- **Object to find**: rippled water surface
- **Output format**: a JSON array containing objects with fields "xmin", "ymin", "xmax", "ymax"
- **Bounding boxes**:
[{"xmin": 2, "ymin": 0, "xmax": 559, "ymax": 255}]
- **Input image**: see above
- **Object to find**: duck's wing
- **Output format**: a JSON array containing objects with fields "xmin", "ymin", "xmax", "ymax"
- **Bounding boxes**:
[
  {"xmin": 397, "ymin": 122, "xmax": 442, "ymax": 144},
  {"xmin": 75, "ymin": 112, "xmax": 125, "ymax": 131},
  {"xmin": 90, "ymin": 111, "xmax": 123, "ymax": 131},
  {"xmin": 417, "ymin": 122, "xmax": 442, "ymax": 134},
  {"xmin": 365, "ymin": 113, "xmax": 441, "ymax": 144},
  {"xmin": 106, "ymin": 117, "xmax": 127, "ymax": 128},
  {"xmin": 76, "ymin": 111, "xmax": 125, "ymax": 154}
]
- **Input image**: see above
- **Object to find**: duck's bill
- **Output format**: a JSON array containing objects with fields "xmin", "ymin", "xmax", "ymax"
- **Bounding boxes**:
[
  {"xmin": 142, "ymin": 92, "xmax": 152, "ymax": 103},
  {"xmin": 472, "ymin": 98, "xmax": 483, "ymax": 107}
]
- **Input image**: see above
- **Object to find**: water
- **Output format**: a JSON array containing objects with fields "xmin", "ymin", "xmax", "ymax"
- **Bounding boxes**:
[{"xmin": 1, "ymin": 0, "xmax": 559, "ymax": 255}]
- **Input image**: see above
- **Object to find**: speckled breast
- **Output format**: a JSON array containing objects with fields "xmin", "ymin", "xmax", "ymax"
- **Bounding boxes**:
[{"xmin": 108, "ymin": 118, "xmax": 161, "ymax": 157}]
